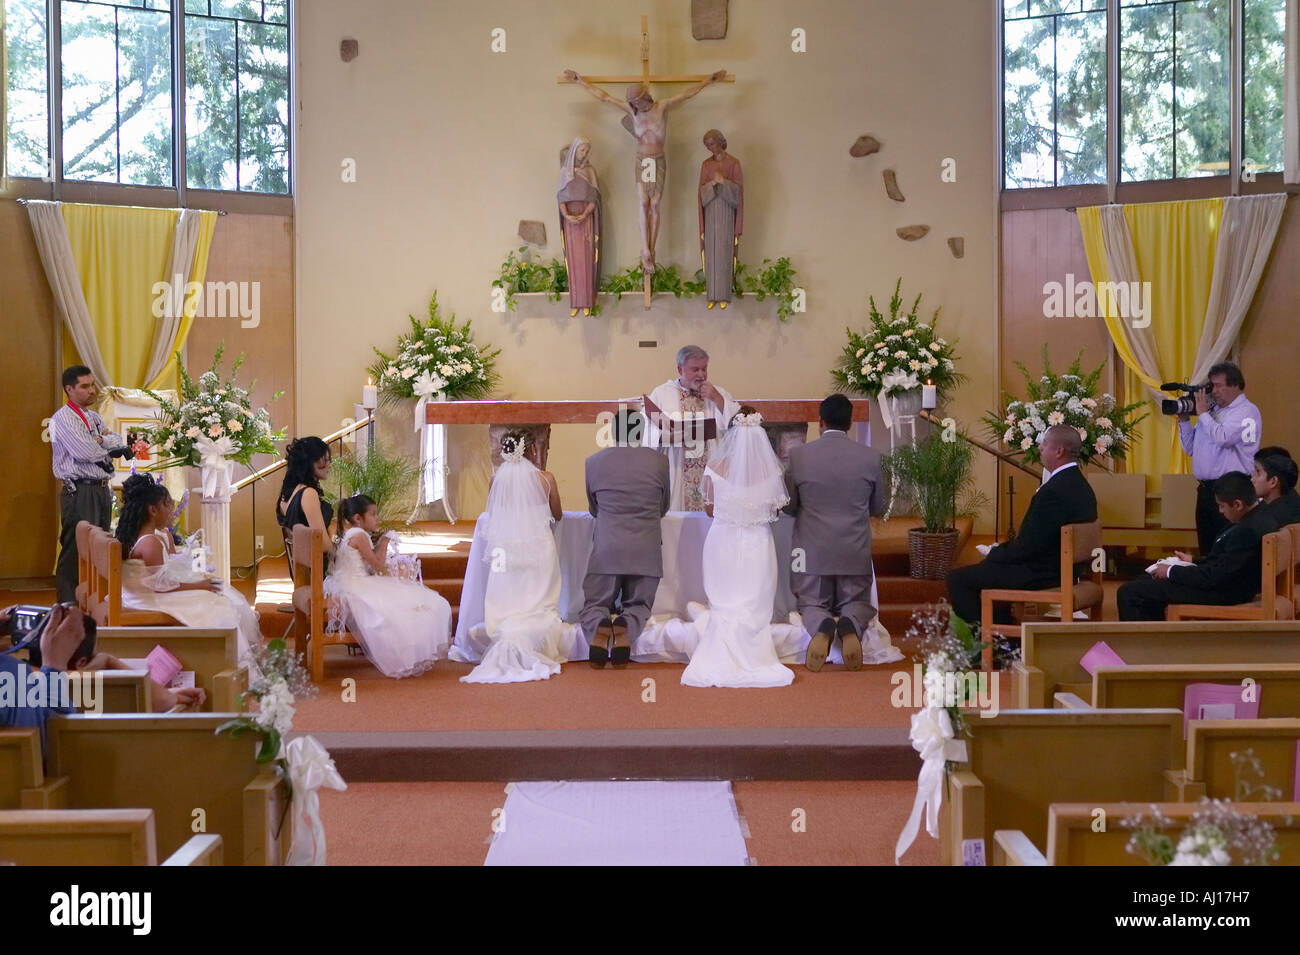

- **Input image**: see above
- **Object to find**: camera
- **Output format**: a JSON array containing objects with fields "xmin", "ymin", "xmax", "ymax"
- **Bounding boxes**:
[
  {"xmin": 1160, "ymin": 381, "xmax": 1211, "ymax": 416},
  {"xmin": 3, "ymin": 604, "xmax": 97, "ymax": 669}
]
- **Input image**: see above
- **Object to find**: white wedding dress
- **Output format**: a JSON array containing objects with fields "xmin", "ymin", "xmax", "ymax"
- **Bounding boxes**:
[
  {"xmin": 120, "ymin": 530, "xmax": 260, "ymax": 663},
  {"xmin": 461, "ymin": 457, "xmax": 586, "ymax": 683},
  {"xmin": 324, "ymin": 526, "xmax": 452, "ymax": 678}
]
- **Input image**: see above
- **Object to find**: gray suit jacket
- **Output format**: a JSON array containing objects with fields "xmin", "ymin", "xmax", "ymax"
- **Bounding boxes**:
[
  {"xmin": 784, "ymin": 430, "xmax": 885, "ymax": 576},
  {"xmin": 585, "ymin": 446, "xmax": 672, "ymax": 577}
]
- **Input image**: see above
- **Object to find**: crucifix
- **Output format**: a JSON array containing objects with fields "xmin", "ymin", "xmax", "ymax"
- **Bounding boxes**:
[{"xmin": 561, "ymin": 15, "xmax": 733, "ymax": 308}]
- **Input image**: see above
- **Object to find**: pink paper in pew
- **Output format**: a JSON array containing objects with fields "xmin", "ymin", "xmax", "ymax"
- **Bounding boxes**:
[
  {"xmin": 145, "ymin": 645, "xmax": 183, "ymax": 687},
  {"xmin": 1080, "ymin": 641, "xmax": 1125, "ymax": 676},
  {"xmin": 1182, "ymin": 683, "xmax": 1261, "ymax": 739}
]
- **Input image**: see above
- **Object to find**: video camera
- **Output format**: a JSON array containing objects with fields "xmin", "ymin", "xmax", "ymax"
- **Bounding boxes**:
[
  {"xmin": 2, "ymin": 604, "xmax": 97, "ymax": 669},
  {"xmin": 1160, "ymin": 381, "xmax": 1212, "ymax": 416}
]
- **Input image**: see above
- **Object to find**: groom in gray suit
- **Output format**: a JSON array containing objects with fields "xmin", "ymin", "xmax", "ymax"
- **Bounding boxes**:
[
  {"xmin": 581, "ymin": 409, "xmax": 672, "ymax": 668},
  {"xmin": 784, "ymin": 394, "xmax": 886, "ymax": 671}
]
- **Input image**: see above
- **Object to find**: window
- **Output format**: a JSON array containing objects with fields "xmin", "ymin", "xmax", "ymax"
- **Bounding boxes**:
[
  {"xmin": 3, "ymin": 0, "xmax": 290, "ymax": 194},
  {"xmin": 1004, "ymin": 1, "xmax": 1109, "ymax": 189},
  {"xmin": 1003, "ymin": 0, "xmax": 1287, "ymax": 188}
]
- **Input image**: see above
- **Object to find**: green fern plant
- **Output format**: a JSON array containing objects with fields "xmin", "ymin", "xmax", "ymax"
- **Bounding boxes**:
[{"xmin": 331, "ymin": 446, "xmax": 421, "ymax": 531}]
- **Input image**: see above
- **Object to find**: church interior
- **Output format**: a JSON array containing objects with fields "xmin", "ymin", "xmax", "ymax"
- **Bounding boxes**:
[{"xmin": 3, "ymin": 0, "xmax": 1300, "ymax": 885}]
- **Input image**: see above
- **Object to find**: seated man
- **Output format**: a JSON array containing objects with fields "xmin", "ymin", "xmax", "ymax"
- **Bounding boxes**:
[
  {"xmin": 1117, "ymin": 471, "xmax": 1279, "ymax": 621},
  {"xmin": 1252, "ymin": 446, "xmax": 1300, "ymax": 526},
  {"xmin": 946, "ymin": 425, "xmax": 1097, "ymax": 628}
]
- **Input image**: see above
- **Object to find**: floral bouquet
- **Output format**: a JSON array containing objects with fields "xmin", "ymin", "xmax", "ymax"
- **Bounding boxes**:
[
  {"xmin": 1123, "ymin": 799, "xmax": 1281, "ymax": 866},
  {"xmin": 367, "ymin": 292, "xmax": 501, "ymax": 405},
  {"xmin": 833, "ymin": 278, "xmax": 963, "ymax": 401},
  {"xmin": 216, "ymin": 638, "xmax": 318, "ymax": 764},
  {"xmin": 145, "ymin": 345, "xmax": 285, "ymax": 470},
  {"xmin": 905, "ymin": 605, "xmax": 988, "ymax": 739},
  {"xmin": 982, "ymin": 347, "xmax": 1146, "ymax": 467}
]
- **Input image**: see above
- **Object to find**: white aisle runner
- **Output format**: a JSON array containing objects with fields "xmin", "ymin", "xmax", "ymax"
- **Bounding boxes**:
[{"xmin": 483, "ymin": 780, "xmax": 750, "ymax": 866}]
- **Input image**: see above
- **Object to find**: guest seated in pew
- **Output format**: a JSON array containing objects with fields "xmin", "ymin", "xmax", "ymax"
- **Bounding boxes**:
[
  {"xmin": 79, "ymin": 651, "xmax": 206, "ymax": 713},
  {"xmin": 946, "ymin": 425, "xmax": 1097, "ymax": 633},
  {"xmin": 278, "ymin": 436, "xmax": 335, "ymax": 558},
  {"xmin": 115, "ymin": 475, "xmax": 261, "ymax": 661},
  {"xmin": 1117, "ymin": 471, "xmax": 1279, "ymax": 621},
  {"xmin": 324, "ymin": 494, "xmax": 452, "ymax": 678},
  {"xmin": 0, "ymin": 604, "xmax": 90, "ymax": 748},
  {"xmin": 1253, "ymin": 446, "xmax": 1300, "ymax": 526}
]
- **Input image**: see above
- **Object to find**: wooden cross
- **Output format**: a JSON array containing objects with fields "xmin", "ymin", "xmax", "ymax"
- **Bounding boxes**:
[{"xmin": 558, "ymin": 15, "xmax": 735, "ymax": 308}]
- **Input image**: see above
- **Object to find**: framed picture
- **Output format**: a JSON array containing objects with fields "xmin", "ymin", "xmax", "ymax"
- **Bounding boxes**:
[{"xmin": 113, "ymin": 415, "xmax": 161, "ymax": 473}]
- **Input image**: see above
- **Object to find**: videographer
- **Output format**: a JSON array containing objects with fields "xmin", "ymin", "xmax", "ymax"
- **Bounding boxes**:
[
  {"xmin": 1177, "ymin": 361, "xmax": 1261, "ymax": 556},
  {"xmin": 0, "ymin": 603, "xmax": 95, "ymax": 751},
  {"xmin": 51, "ymin": 365, "xmax": 132, "ymax": 603}
]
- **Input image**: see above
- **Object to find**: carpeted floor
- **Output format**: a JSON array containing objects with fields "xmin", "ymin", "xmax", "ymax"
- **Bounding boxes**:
[
  {"xmin": 292, "ymin": 653, "xmax": 1015, "ymax": 732},
  {"xmin": 318, "ymin": 779, "xmax": 940, "ymax": 865}
]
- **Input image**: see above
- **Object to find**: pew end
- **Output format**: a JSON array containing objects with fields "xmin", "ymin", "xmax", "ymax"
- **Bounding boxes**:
[{"xmin": 992, "ymin": 829, "xmax": 1048, "ymax": 865}]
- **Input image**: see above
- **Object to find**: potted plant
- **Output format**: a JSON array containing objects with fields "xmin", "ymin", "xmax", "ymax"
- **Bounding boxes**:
[{"xmin": 883, "ymin": 432, "xmax": 988, "ymax": 579}]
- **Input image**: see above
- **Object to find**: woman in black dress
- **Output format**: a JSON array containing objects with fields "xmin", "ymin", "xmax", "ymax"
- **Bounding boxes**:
[{"xmin": 278, "ymin": 437, "xmax": 335, "ymax": 555}]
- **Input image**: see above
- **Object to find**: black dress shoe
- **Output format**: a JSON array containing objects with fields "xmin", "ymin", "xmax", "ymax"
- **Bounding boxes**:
[
  {"xmin": 610, "ymin": 615, "xmax": 631, "ymax": 668},
  {"xmin": 589, "ymin": 622, "xmax": 612, "ymax": 668},
  {"xmin": 806, "ymin": 617, "xmax": 835, "ymax": 672},
  {"xmin": 837, "ymin": 617, "xmax": 863, "ymax": 671}
]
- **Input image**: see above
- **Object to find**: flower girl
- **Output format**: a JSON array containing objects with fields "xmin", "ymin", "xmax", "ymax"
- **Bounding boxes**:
[
  {"xmin": 324, "ymin": 494, "xmax": 452, "ymax": 678},
  {"xmin": 115, "ymin": 474, "xmax": 260, "ymax": 662}
]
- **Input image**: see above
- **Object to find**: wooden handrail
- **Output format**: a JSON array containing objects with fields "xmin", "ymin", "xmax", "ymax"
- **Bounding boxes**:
[
  {"xmin": 917, "ymin": 411, "xmax": 1044, "ymax": 480},
  {"xmin": 231, "ymin": 413, "xmax": 374, "ymax": 491}
]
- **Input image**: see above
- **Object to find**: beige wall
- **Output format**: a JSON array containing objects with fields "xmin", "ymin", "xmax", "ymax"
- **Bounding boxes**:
[{"xmin": 294, "ymin": 0, "xmax": 1000, "ymax": 519}]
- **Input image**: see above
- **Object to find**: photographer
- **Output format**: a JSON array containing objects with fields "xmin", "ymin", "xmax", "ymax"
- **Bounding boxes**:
[
  {"xmin": 0, "ymin": 603, "xmax": 94, "ymax": 750},
  {"xmin": 51, "ymin": 365, "xmax": 132, "ymax": 603},
  {"xmin": 1176, "ymin": 361, "xmax": 1261, "ymax": 556}
]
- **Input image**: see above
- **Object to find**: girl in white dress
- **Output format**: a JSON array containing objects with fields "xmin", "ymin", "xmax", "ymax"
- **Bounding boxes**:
[
  {"xmin": 674, "ymin": 408, "xmax": 802, "ymax": 688},
  {"xmin": 461, "ymin": 432, "xmax": 586, "ymax": 683},
  {"xmin": 324, "ymin": 495, "xmax": 452, "ymax": 678},
  {"xmin": 114, "ymin": 474, "xmax": 260, "ymax": 663}
]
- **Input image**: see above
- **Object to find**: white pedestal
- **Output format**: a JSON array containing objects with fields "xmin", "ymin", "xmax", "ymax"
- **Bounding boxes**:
[{"xmin": 200, "ymin": 491, "xmax": 232, "ymax": 584}]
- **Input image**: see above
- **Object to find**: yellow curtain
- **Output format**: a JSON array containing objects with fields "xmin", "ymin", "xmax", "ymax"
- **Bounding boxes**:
[
  {"xmin": 59, "ymin": 203, "xmax": 217, "ymax": 393},
  {"xmin": 1078, "ymin": 198, "xmax": 1223, "ymax": 480}
]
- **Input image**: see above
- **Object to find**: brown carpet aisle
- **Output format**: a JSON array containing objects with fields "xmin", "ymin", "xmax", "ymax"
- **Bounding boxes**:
[{"xmin": 318, "ymin": 779, "xmax": 939, "ymax": 866}]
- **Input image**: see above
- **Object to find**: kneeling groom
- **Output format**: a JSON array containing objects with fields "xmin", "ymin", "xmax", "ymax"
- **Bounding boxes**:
[
  {"xmin": 581, "ymin": 409, "xmax": 672, "ymax": 667},
  {"xmin": 784, "ymin": 394, "xmax": 886, "ymax": 671}
]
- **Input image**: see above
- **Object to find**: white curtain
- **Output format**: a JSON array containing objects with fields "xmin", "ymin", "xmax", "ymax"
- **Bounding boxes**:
[
  {"xmin": 1286, "ymin": 0, "xmax": 1298, "ymax": 184},
  {"xmin": 144, "ymin": 208, "xmax": 201, "ymax": 385},
  {"xmin": 25, "ymin": 200, "xmax": 114, "ymax": 386},
  {"xmin": 1191, "ymin": 194, "xmax": 1287, "ymax": 382},
  {"xmin": 1096, "ymin": 204, "xmax": 1168, "ymax": 404}
]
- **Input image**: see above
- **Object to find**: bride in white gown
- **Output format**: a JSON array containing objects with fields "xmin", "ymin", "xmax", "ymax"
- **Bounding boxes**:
[
  {"xmin": 115, "ymin": 475, "xmax": 259, "ymax": 663},
  {"xmin": 324, "ymin": 495, "xmax": 452, "ymax": 678},
  {"xmin": 673, "ymin": 408, "xmax": 801, "ymax": 688},
  {"xmin": 461, "ymin": 432, "xmax": 586, "ymax": 683}
]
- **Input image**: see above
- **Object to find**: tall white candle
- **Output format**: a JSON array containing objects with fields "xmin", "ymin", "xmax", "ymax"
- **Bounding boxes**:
[
  {"xmin": 922, "ymin": 381, "xmax": 937, "ymax": 410},
  {"xmin": 362, "ymin": 378, "xmax": 378, "ymax": 409}
]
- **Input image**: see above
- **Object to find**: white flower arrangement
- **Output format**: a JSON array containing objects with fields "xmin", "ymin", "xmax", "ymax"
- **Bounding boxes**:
[{"xmin": 368, "ymin": 292, "xmax": 500, "ymax": 403}]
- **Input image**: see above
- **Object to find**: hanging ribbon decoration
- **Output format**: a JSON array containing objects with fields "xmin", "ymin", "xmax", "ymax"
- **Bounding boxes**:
[
  {"xmin": 284, "ymin": 735, "xmax": 347, "ymax": 866},
  {"xmin": 894, "ymin": 703, "xmax": 954, "ymax": 864},
  {"xmin": 411, "ymin": 371, "xmax": 455, "ymax": 523},
  {"xmin": 194, "ymin": 434, "xmax": 237, "ymax": 499}
]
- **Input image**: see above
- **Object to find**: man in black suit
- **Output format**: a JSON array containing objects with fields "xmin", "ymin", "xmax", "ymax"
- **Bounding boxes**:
[
  {"xmin": 947, "ymin": 425, "xmax": 1097, "ymax": 627},
  {"xmin": 1252, "ymin": 446, "xmax": 1300, "ymax": 527},
  {"xmin": 1117, "ymin": 471, "xmax": 1279, "ymax": 621}
]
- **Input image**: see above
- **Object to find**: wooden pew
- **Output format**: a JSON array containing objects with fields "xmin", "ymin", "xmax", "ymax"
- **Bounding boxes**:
[
  {"xmin": 1092, "ymin": 663, "xmax": 1300, "ymax": 715},
  {"xmin": 67, "ymin": 669, "xmax": 153, "ymax": 714},
  {"xmin": 940, "ymin": 708, "xmax": 1182, "ymax": 865},
  {"xmin": 1166, "ymin": 718, "xmax": 1300, "ymax": 801},
  {"xmin": 1002, "ymin": 802, "xmax": 1300, "ymax": 865},
  {"xmin": 0, "ymin": 729, "xmax": 70, "ymax": 810},
  {"xmin": 86, "ymin": 525, "xmax": 181, "ymax": 627},
  {"xmin": 75, "ymin": 520, "xmax": 93, "ymax": 612},
  {"xmin": 94, "ymin": 626, "xmax": 245, "ymax": 712},
  {"xmin": 1014, "ymin": 620, "xmax": 1300, "ymax": 708},
  {"xmin": 291, "ymin": 525, "xmax": 359, "ymax": 682},
  {"xmin": 46, "ymin": 713, "xmax": 290, "ymax": 865},
  {"xmin": 0, "ymin": 809, "xmax": 222, "ymax": 865}
]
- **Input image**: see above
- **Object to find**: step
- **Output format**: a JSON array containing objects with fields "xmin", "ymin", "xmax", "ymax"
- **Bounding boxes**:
[
  {"xmin": 417, "ymin": 552, "xmax": 470, "ymax": 579},
  {"xmin": 424, "ymin": 577, "xmax": 464, "ymax": 606}
]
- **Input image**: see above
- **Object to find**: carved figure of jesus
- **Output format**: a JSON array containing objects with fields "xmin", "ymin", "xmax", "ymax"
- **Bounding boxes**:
[{"xmin": 562, "ymin": 69, "xmax": 726, "ymax": 274}]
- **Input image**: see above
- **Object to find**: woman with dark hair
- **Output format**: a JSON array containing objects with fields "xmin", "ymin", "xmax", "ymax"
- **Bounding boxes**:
[
  {"xmin": 115, "ymin": 475, "xmax": 260, "ymax": 661},
  {"xmin": 278, "ymin": 437, "xmax": 334, "ymax": 552}
]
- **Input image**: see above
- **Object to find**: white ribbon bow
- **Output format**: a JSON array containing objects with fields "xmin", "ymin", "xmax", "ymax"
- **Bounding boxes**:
[
  {"xmin": 894, "ymin": 704, "xmax": 953, "ymax": 864},
  {"xmin": 877, "ymin": 371, "xmax": 920, "ymax": 431},
  {"xmin": 284, "ymin": 735, "xmax": 347, "ymax": 866},
  {"xmin": 411, "ymin": 370, "xmax": 448, "ymax": 433},
  {"xmin": 195, "ymin": 434, "xmax": 237, "ymax": 499}
]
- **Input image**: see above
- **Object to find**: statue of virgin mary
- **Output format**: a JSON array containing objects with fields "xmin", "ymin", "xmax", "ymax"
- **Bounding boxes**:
[{"xmin": 557, "ymin": 137, "xmax": 602, "ymax": 317}]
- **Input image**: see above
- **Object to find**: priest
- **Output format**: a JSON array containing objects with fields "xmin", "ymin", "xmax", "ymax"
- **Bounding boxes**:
[{"xmin": 643, "ymin": 345, "xmax": 740, "ymax": 511}]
